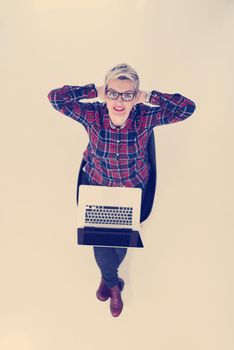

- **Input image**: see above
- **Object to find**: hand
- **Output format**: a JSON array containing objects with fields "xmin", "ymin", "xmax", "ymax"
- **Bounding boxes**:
[
  {"xmin": 96, "ymin": 86, "xmax": 105, "ymax": 100},
  {"xmin": 135, "ymin": 90, "xmax": 147, "ymax": 104}
]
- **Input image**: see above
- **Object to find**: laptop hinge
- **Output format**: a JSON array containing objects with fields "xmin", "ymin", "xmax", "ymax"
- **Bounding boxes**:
[{"xmin": 83, "ymin": 226, "xmax": 132, "ymax": 233}]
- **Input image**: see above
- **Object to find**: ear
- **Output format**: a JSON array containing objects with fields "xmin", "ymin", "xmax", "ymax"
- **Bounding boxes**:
[{"xmin": 134, "ymin": 91, "xmax": 140, "ymax": 104}]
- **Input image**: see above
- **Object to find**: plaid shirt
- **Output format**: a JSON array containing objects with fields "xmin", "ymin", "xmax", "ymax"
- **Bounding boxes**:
[{"xmin": 48, "ymin": 84, "xmax": 196, "ymax": 188}]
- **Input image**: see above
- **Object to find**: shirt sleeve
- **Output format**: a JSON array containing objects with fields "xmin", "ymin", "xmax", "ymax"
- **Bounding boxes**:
[
  {"xmin": 47, "ymin": 84, "xmax": 99, "ymax": 127},
  {"xmin": 139, "ymin": 90, "xmax": 196, "ymax": 128}
]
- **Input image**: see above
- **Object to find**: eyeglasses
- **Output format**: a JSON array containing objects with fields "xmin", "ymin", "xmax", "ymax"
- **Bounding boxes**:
[{"xmin": 105, "ymin": 89, "xmax": 136, "ymax": 101}]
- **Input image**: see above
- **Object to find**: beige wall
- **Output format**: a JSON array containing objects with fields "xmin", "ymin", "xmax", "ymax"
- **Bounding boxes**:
[{"xmin": 1, "ymin": 0, "xmax": 234, "ymax": 349}]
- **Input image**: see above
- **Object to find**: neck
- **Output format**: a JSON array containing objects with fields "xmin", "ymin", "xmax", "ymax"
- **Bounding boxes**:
[{"xmin": 109, "ymin": 119, "xmax": 127, "ymax": 129}]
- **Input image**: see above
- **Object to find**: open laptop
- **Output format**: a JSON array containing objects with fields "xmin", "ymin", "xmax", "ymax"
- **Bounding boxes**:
[{"xmin": 77, "ymin": 185, "xmax": 144, "ymax": 248}]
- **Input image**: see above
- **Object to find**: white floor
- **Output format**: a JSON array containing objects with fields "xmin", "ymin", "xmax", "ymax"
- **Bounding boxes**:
[
  {"xmin": 1, "ymin": 1, "xmax": 234, "ymax": 349},
  {"xmin": 1, "ymin": 189, "xmax": 233, "ymax": 350}
]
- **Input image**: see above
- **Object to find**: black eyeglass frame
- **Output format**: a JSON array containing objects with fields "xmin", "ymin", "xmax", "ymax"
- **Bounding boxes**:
[{"xmin": 105, "ymin": 88, "xmax": 137, "ymax": 101}]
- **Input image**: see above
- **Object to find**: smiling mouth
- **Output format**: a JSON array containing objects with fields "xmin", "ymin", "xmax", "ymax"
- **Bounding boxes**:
[{"xmin": 113, "ymin": 107, "xmax": 125, "ymax": 112}]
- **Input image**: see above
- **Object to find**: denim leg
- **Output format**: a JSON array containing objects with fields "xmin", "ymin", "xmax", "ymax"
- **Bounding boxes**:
[
  {"xmin": 93, "ymin": 247, "xmax": 127, "ymax": 288},
  {"xmin": 114, "ymin": 248, "xmax": 128, "ymax": 266}
]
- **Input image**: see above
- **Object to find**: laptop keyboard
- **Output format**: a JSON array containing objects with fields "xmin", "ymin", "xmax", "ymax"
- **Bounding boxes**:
[
  {"xmin": 83, "ymin": 232, "xmax": 131, "ymax": 247},
  {"xmin": 85, "ymin": 205, "xmax": 133, "ymax": 226}
]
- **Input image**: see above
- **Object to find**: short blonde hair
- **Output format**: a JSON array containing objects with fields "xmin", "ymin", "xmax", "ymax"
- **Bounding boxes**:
[{"xmin": 104, "ymin": 63, "xmax": 139, "ymax": 93}]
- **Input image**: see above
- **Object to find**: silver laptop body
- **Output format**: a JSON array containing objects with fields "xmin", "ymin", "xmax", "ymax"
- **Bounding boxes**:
[{"xmin": 77, "ymin": 185, "xmax": 144, "ymax": 248}]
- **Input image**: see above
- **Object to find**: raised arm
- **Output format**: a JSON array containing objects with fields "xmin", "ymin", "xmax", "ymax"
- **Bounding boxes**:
[
  {"xmin": 137, "ymin": 90, "xmax": 196, "ymax": 128},
  {"xmin": 47, "ymin": 84, "xmax": 99, "ymax": 126}
]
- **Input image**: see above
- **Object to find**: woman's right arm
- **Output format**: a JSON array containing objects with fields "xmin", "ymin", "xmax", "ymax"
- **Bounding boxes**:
[{"xmin": 47, "ymin": 84, "xmax": 99, "ymax": 126}]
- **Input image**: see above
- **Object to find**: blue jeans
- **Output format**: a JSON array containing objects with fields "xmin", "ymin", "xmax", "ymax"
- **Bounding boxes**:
[
  {"xmin": 93, "ymin": 246, "xmax": 127, "ymax": 288},
  {"xmin": 79, "ymin": 169, "xmax": 147, "ymax": 288}
]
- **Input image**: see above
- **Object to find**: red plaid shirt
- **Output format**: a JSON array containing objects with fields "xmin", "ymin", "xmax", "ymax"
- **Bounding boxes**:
[{"xmin": 48, "ymin": 84, "xmax": 196, "ymax": 188}]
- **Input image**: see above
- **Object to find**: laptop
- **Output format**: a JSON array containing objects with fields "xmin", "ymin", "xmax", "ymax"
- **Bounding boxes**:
[{"xmin": 77, "ymin": 185, "xmax": 144, "ymax": 248}]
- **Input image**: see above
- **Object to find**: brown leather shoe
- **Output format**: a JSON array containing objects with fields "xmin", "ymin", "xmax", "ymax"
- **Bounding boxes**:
[
  {"xmin": 109, "ymin": 285, "xmax": 123, "ymax": 317},
  {"xmin": 96, "ymin": 278, "xmax": 110, "ymax": 301}
]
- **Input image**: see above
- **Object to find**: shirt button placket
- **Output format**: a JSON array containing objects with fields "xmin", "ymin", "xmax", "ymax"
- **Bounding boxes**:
[{"xmin": 116, "ymin": 130, "xmax": 120, "ymax": 160}]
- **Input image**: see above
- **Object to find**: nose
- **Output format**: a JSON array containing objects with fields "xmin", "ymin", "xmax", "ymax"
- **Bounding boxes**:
[{"xmin": 116, "ymin": 94, "xmax": 124, "ymax": 102}]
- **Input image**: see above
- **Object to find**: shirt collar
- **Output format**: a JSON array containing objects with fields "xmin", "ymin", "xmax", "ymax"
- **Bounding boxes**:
[
  {"xmin": 102, "ymin": 104, "xmax": 135, "ymax": 130},
  {"xmin": 109, "ymin": 119, "xmax": 127, "ymax": 130}
]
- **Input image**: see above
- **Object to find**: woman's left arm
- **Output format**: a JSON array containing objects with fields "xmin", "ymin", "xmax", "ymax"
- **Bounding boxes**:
[{"xmin": 136, "ymin": 90, "xmax": 196, "ymax": 127}]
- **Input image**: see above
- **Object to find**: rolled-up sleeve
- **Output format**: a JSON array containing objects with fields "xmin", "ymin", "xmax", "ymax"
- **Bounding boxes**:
[
  {"xmin": 47, "ymin": 84, "xmax": 98, "ymax": 127},
  {"xmin": 139, "ymin": 90, "xmax": 196, "ymax": 128}
]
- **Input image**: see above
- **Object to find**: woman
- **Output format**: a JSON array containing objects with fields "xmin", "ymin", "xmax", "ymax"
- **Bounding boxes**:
[{"xmin": 47, "ymin": 63, "xmax": 196, "ymax": 317}]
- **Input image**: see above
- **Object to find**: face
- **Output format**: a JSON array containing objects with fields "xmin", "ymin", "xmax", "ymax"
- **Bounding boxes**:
[{"xmin": 104, "ymin": 79, "xmax": 139, "ymax": 127}]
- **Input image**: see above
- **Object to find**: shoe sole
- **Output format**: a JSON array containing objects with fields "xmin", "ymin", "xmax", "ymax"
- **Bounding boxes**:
[{"xmin": 96, "ymin": 292, "xmax": 110, "ymax": 302}]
